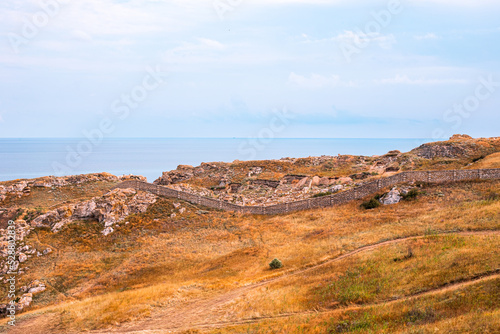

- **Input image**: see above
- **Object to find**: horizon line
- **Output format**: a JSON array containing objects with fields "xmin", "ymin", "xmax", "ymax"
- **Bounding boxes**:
[{"xmin": 0, "ymin": 137, "xmax": 440, "ymax": 140}]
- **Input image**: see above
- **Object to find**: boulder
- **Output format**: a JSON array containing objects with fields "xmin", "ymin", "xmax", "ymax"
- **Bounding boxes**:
[
  {"xmin": 73, "ymin": 200, "xmax": 97, "ymax": 218},
  {"xmin": 319, "ymin": 177, "xmax": 330, "ymax": 186},
  {"xmin": 311, "ymin": 176, "xmax": 321, "ymax": 187},
  {"xmin": 338, "ymin": 177, "xmax": 353, "ymax": 185},
  {"xmin": 101, "ymin": 227, "xmax": 114, "ymax": 236},
  {"xmin": 27, "ymin": 281, "xmax": 46, "ymax": 295},
  {"xmin": 17, "ymin": 293, "xmax": 32, "ymax": 310},
  {"xmin": 18, "ymin": 253, "xmax": 28, "ymax": 263},
  {"xmin": 380, "ymin": 188, "xmax": 402, "ymax": 205},
  {"xmin": 295, "ymin": 177, "xmax": 309, "ymax": 189}
]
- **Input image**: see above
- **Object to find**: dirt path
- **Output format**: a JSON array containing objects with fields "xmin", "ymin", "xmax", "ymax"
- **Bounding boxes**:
[
  {"xmin": 88, "ymin": 230, "xmax": 500, "ymax": 334},
  {"xmin": 91, "ymin": 272, "xmax": 500, "ymax": 334}
]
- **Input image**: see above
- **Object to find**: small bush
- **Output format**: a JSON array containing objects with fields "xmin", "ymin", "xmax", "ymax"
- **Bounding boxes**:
[
  {"xmin": 484, "ymin": 191, "xmax": 499, "ymax": 201},
  {"xmin": 405, "ymin": 307, "xmax": 436, "ymax": 323},
  {"xmin": 312, "ymin": 191, "xmax": 332, "ymax": 198},
  {"xmin": 472, "ymin": 155, "xmax": 486, "ymax": 163},
  {"xmin": 361, "ymin": 198, "xmax": 381, "ymax": 210},
  {"xmin": 402, "ymin": 189, "xmax": 419, "ymax": 201},
  {"xmin": 269, "ymin": 258, "xmax": 283, "ymax": 270}
]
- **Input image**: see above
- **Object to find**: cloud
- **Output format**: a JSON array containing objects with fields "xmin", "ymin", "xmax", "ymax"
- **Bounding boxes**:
[
  {"xmin": 162, "ymin": 38, "xmax": 227, "ymax": 64},
  {"xmin": 375, "ymin": 75, "xmax": 468, "ymax": 85},
  {"xmin": 71, "ymin": 30, "xmax": 93, "ymax": 42},
  {"xmin": 197, "ymin": 38, "xmax": 225, "ymax": 50},
  {"xmin": 288, "ymin": 72, "xmax": 356, "ymax": 89},
  {"xmin": 303, "ymin": 31, "xmax": 397, "ymax": 50},
  {"xmin": 335, "ymin": 30, "xmax": 397, "ymax": 49},
  {"xmin": 414, "ymin": 33, "xmax": 440, "ymax": 40}
]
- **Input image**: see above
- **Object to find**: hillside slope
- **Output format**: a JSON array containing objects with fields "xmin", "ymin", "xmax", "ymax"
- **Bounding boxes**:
[{"xmin": 0, "ymin": 136, "xmax": 499, "ymax": 333}]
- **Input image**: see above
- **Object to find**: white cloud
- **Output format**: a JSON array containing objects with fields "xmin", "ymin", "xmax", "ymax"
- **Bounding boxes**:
[
  {"xmin": 334, "ymin": 30, "xmax": 397, "ymax": 49},
  {"xmin": 375, "ymin": 74, "xmax": 468, "ymax": 85},
  {"xmin": 71, "ymin": 30, "xmax": 93, "ymax": 42},
  {"xmin": 414, "ymin": 33, "xmax": 440, "ymax": 40},
  {"xmin": 303, "ymin": 31, "xmax": 397, "ymax": 50},
  {"xmin": 162, "ymin": 38, "xmax": 227, "ymax": 64},
  {"xmin": 288, "ymin": 72, "xmax": 356, "ymax": 89},
  {"xmin": 197, "ymin": 38, "xmax": 225, "ymax": 50}
]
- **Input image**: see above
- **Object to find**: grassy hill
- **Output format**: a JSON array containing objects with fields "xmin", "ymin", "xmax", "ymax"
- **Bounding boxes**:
[{"xmin": 0, "ymin": 136, "xmax": 499, "ymax": 333}]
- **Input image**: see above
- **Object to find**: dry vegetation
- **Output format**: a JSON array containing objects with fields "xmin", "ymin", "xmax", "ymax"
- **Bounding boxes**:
[
  {"xmin": 1, "ymin": 181, "xmax": 118, "ymax": 210},
  {"xmin": 0, "ymin": 178, "xmax": 499, "ymax": 333},
  {"xmin": 1, "ymin": 137, "xmax": 499, "ymax": 333}
]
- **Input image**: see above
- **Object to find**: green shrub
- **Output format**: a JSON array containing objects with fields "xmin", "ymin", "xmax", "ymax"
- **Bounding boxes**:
[
  {"xmin": 404, "ymin": 307, "xmax": 436, "ymax": 323},
  {"xmin": 472, "ymin": 155, "xmax": 486, "ymax": 163},
  {"xmin": 486, "ymin": 191, "xmax": 499, "ymax": 201},
  {"xmin": 312, "ymin": 191, "xmax": 332, "ymax": 198},
  {"xmin": 269, "ymin": 258, "xmax": 283, "ymax": 270},
  {"xmin": 402, "ymin": 189, "xmax": 419, "ymax": 201},
  {"xmin": 360, "ymin": 198, "xmax": 381, "ymax": 210}
]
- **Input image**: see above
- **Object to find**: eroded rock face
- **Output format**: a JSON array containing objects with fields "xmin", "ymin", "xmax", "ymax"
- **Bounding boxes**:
[
  {"xmin": 31, "ymin": 188, "xmax": 157, "ymax": 235},
  {"xmin": 154, "ymin": 171, "xmax": 192, "ymax": 185},
  {"xmin": 411, "ymin": 135, "xmax": 497, "ymax": 159}
]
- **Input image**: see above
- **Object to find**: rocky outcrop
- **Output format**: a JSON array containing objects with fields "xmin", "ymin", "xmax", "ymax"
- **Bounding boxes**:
[
  {"xmin": 0, "ymin": 280, "xmax": 46, "ymax": 315},
  {"xmin": 31, "ymin": 188, "xmax": 157, "ymax": 235},
  {"xmin": 0, "ymin": 173, "xmax": 147, "ymax": 204},
  {"xmin": 411, "ymin": 135, "xmax": 498, "ymax": 159},
  {"xmin": 154, "ymin": 163, "xmax": 234, "ymax": 186},
  {"xmin": 380, "ymin": 188, "xmax": 402, "ymax": 205}
]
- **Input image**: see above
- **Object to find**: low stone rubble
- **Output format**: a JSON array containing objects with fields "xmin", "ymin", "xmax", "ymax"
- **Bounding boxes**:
[
  {"xmin": 32, "ymin": 188, "xmax": 157, "ymax": 235},
  {"xmin": 0, "ymin": 173, "xmax": 147, "ymax": 204},
  {"xmin": 165, "ymin": 175, "xmax": 353, "ymax": 206}
]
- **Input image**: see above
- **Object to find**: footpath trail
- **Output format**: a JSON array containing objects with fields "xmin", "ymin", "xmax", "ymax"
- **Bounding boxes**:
[{"xmin": 86, "ymin": 230, "xmax": 500, "ymax": 334}]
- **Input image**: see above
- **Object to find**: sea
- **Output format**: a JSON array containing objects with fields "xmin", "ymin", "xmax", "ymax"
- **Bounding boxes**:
[{"xmin": 0, "ymin": 138, "xmax": 433, "ymax": 182}]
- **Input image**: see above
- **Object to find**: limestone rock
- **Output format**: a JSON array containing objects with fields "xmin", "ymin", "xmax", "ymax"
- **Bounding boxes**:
[
  {"xmin": 295, "ymin": 177, "xmax": 309, "ymax": 189},
  {"xmin": 311, "ymin": 176, "xmax": 321, "ymax": 187},
  {"xmin": 73, "ymin": 200, "xmax": 97, "ymax": 218},
  {"xmin": 30, "ymin": 188, "xmax": 156, "ymax": 236},
  {"xmin": 17, "ymin": 293, "xmax": 32, "ymax": 310},
  {"xmin": 101, "ymin": 227, "xmax": 114, "ymax": 236},
  {"xmin": 380, "ymin": 188, "xmax": 402, "ymax": 205},
  {"xmin": 319, "ymin": 177, "xmax": 330, "ymax": 186},
  {"xmin": 330, "ymin": 185, "xmax": 344, "ymax": 193},
  {"xmin": 18, "ymin": 253, "xmax": 27, "ymax": 263},
  {"xmin": 28, "ymin": 281, "xmax": 46, "ymax": 295}
]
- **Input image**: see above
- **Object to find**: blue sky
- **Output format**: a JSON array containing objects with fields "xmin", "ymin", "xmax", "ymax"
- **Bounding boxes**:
[{"xmin": 0, "ymin": 0, "xmax": 499, "ymax": 139}]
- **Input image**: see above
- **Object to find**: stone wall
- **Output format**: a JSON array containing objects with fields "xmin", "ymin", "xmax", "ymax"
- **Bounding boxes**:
[
  {"xmin": 249, "ymin": 179, "xmax": 281, "ymax": 188},
  {"xmin": 113, "ymin": 168, "xmax": 500, "ymax": 215}
]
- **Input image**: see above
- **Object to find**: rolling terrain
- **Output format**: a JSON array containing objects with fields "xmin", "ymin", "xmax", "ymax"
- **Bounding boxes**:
[{"xmin": 0, "ymin": 136, "xmax": 499, "ymax": 333}]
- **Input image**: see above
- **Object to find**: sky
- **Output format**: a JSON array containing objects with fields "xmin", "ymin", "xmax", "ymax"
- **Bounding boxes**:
[{"xmin": 0, "ymin": 0, "xmax": 499, "ymax": 139}]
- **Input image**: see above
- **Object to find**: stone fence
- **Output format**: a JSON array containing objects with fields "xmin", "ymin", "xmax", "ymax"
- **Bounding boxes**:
[{"xmin": 113, "ymin": 169, "xmax": 500, "ymax": 215}]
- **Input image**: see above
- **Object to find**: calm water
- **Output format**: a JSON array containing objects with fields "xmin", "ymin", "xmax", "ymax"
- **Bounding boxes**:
[{"xmin": 0, "ymin": 138, "xmax": 432, "ymax": 182}]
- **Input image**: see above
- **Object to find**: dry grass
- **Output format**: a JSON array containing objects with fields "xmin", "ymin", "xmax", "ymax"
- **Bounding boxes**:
[
  {"xmin": 0, "ymin": 180, "xmax": 499, "ymax": 332},
  {"xmin": 467, "ymin": 152, "xmax": 500, "ymax": 169},
  {"xmin": 224, "ymin": 234, "xmax": 500, "ymax": 319},
  {"xmin": 208, "ymin": 277, "xmax": 500, "ymax": 334},
  {"xmin": 2, "ymin": 181, "xmax": 117, "ymax": 210}
]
